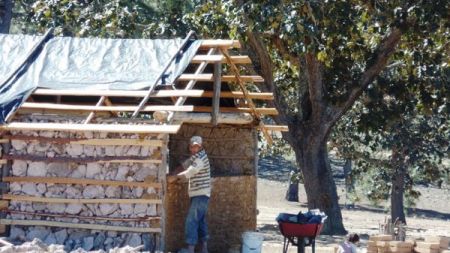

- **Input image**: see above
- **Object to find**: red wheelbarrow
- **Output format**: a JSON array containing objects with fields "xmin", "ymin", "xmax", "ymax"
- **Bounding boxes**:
[{"xmin": 277, "ymin": 213, "xmax": 324, "ymax": 253}]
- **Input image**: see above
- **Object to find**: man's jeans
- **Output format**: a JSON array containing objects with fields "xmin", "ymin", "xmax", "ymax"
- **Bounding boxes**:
[{"xmin": 185, "ymin": 195, "xmax": 209, "ymax": 245}]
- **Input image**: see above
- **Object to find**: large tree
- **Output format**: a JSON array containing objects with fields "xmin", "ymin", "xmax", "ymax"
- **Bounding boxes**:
[{"xmin": 186, "ymin": 0, "xmax": 448, "ymax": 234}]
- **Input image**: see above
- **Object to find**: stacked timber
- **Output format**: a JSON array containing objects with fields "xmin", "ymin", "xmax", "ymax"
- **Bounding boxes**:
[{"xmin": 416, "ymin": 236, "xmax": 450, "ymax": 253}]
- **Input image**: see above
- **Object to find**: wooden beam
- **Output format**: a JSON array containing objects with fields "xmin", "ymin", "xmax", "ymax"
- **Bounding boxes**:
[
  {"xmin": 3, "ymin": 177, "xmax": 162, "ymax": 189},
  {"xmin": 21, "ymin": 103, "xmax": 195, "ymax": 112},
  {"xmin": 32, "ymin": 89, "xmax": 205, "ymax": 98},
  {"xmin": 1, "ymin": 194, "xmax": 162, "ymax": 205},
  {"xmin": 0, "ymin": 160, "xmax": 6, "ymax": 165},
  {"xmin": 84, "ymin": 96, "xmax": 106, "ymax": 124},
  {"xmin": 193, "ymin": 106, "xmax": 278, "ymax": 115},
  {"xmin": 6, "ymin": 210, "xmax": 159, "ymax": 222},
  {"xmin": 156, "ymin": 112, "xmax": 254, "ymax": 124},
  {"xmin": 2, "ymin": 154, "xmax": 162, "ymax": 164},
  {"xmin": 0, "ymin": 200, "xmax": 8, "ymax": 210},
  {"xmin": 199, "ymin": 40, "xmax": 241, "ymax": 49},
  {"xmin": 260, "ymin": 125, "xmax": 289, "ymax": 132},
  {"xmin": 1, "ymin": 135, "xmax": 163, "ymax": 146},
  {"xmin": 0, "ymin": 219, "xmax": 161, "ymax": 233},
  {"xmin": 178, "ymin": 74, "xmax": 264, "ymax": 83},
  {"xmin": 220, "ymin": 48, "xmax": 274, "ymax": 144},
  {"xmin": 0, "ymin": 122, "xmax": 181, "ymax": 134},
  {"xmin": 192, "ymin": 55, "xmax": 251, "ymax": 64},
  {"xmin": 201, "ymin": 91, "xmax": 273, "ymax": 100},
  {"xmin": 212, "ymin": 62, "xmax": 222, "ymax": 125}
]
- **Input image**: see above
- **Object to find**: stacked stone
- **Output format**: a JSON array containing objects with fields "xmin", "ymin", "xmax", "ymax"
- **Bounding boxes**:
[{"xmin": 5, "ymin": 119, "xmax": 164, "ymax": 251}]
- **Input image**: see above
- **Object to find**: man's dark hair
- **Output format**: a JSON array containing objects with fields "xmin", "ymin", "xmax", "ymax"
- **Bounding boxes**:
[{"xmin": 348, "ymin": 233, "xmax": 360, "ymax": 243}]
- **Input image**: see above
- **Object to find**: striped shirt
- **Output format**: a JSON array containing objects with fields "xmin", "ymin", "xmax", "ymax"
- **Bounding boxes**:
[{"xmin": 179, "ymin": 149, "xmax": 211, "ymax": 197}]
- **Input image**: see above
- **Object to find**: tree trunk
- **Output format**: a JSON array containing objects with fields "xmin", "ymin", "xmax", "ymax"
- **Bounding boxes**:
[
  {"xmin": 293, "ymin": 131, "xmax": 347, "ymax": 235},
  {"xmin": 0, "ymin": 0, "xmax": 13, "ymax": 34},
  {"xmin": 343, "ymin": 159, "xmax": 355, "ymax": 208},
  {"xmin": 391, "ymin": 149, "xmax": 406, "ymax": 224}
]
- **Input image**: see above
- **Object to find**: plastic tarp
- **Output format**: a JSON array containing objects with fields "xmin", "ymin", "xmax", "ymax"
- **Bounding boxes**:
[{"xmin": 0, "ymin": 34, "xmax": 201, "ymax": 123}]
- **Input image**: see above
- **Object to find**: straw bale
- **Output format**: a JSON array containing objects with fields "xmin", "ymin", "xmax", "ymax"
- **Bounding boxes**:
[
  {"xmin": 414, "ymin": 249, "xmax": 439, "ymax": 253},
  {"xmin": 416, "ymin": 242, "xmax": 440, "ymax": 250},
  {"xmin": 371, "ymin": 235, "xmax": 394, "ymax": 241},
  {"xmin": 425, "ymin": 236, "xmax": 450, "ymax": 249},
  {"xmin": 165, "ymin": 175, "xmax": 257, "ymax": 253}
]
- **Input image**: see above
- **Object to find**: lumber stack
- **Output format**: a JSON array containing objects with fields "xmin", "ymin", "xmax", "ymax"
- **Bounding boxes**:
[
  {"xmin": 416, "ymin": 236, "xmax": 450, "ymax": 253},
  {"xmin": 368, "ymin": 235, "xmax": 414, "ymax": 253}
]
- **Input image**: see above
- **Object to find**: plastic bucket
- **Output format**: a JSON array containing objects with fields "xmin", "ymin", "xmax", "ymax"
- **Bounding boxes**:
[{"xmin": 242, "ymin": 231, "xmax": 264, "ymax": 253}]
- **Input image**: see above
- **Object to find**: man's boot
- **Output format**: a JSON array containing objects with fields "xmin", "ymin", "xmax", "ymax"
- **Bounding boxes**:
[
  {"xmin": 201, "ymin": 241, "xmax": 208, "ymax": 253},
  {"xmin": 187, "ymin": 245, "xmax": 195, "ymax": 253}
]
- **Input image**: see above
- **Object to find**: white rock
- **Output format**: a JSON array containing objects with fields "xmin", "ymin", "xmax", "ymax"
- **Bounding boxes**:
[
  {"xmin": 65, "ymin": 186, "xmax": 82, "ymax": 198},
  {"xmin": 83, "ymin": 185, "xmax": 104, "ymax": 199},
  {"xmin": 46, "ymin": 185, "xmax": 67, "ymax": 198},
  {"xmin": 22, "ymin": 183, "xmax": 39, "ymax": 196},
  {"xmin": 83, "ymin": 145, "xmax": 96, "ymax": 156},
  {"xmin": 27, "ymin": 162, "xmax": 47, "ymax": 177},
  {"xmin": 82, "ymin": 236, "xmax": 94, "ymax": 251},
  {"xmin": 9, "ymin": 226, "xmax": 25, "ymax": 240},
  {"xmin": 47, "ymin": 203, "xmax": 66, "ymax": 214},
  {"xmin": 105, "ymin": 186, "xmax": 121, "ymax": 198},
  {"xmin": 27, "ymin": 227, "xmax": 50, "ymax": 241},
  {"xmin": 71, "ymin": 165, "xmax": 87, "ymax": 178},
  {"xmin": 12, "ymin": 160, "xmax": 28, "ymax": 176},
  {"xmin": 9, "ymin": 182, "xmax": 22, "ymax": 193},
  {"xmin": 86, "ymin": 163, "xmax": 101, "ymax": 178},
  {"xmin": 11, "ymin": 140, "xmax": 27, "ymax": 150},
  {"xmin": 115, "ymin": 166, "xmax": 128, "ymax": 181},
  {"xmin": 105, "ymin": 146, "xmax": 115, "ymax": 156},
  {"xmin": 140, "ymin": 146, "xmax": 151, "ymax": 157},
  {"xmin": 36, "ymin": 183, "xmax": 46, "ymax": 194},
  {"xmin": 34, "ymin": 142, "xmax": 50, "ymax": 152},
  {"xmin": 39, "ymin": 131, "xmax": 53, "ymax": 138},
  {"xmin": 134, "ymin": 204, "xmax": 147, "ymax": 217},
  {"xmin": 133, "ymin": 168, "xmax": 154, "ymax": 181},
  {"xmin": 114, "ymin": 146, "xmax": 125, "ymax": 156},
  {"xmin": 44, "ymin": 233, "xmax": 57, "ymax": 245},
  {"xmin": 99, "ymin": 204, "xmax": 118, "ymax": 216},
  {"xmin": 126, "ymin": 234, "xmax": 142, "ymax": 248},
  {"xmin": 83, "ymin": 132, "xmax": 93, "ymax": 139},
  {"xmin": 47, "ymin": 162, "xmax": 71, "ymax": 177},
  {"xmin": 119, "ymin": 204, "xmax": 133, "ymax": 216},
  {"xmin": 132, "ymin": 187, "xmax": 143, "ymax": 198},
  {"xmin": 126, "ymin": 146, "xmax": 141, "ymax": 156},
  {"xmin": 32, "ymin": 203, "xmax": 46, "ymax": 211},
  {"xmin": 54, "ymin": 229, "xmax": 68, "ymax": 244},
  {"xmin": 67, "ymin": 144, "xmax": 83, "ymax": 156},
  {"xmin": 26, "ymin": 143, "xmax": 35, "ymax": 154},
  {"xmin": 66, "ymin": 203, "xmax": 83, "ymax": 214},
  {"xmin": 47, "ymin": 151, "xmax": 56, "ymax": 158},
  {"xmin": 146, "ymin": 205, "xmax": 157, "ymax": 216}
]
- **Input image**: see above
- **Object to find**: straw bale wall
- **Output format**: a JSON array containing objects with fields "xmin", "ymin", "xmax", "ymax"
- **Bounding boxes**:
[
  {"xmin": 0, "ymin": 115, "xmax": 166, "ymax": 251},
  {"xmin": 166, "ymin": 124, "xmax": 258, "ymax": 252},
  {"xmin": 165, "ymin": 176, "xmax": 257, "ymax": 253}
]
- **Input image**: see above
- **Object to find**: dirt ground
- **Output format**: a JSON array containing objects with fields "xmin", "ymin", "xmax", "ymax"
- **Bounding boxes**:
[{"xmin": 257, "ymin": 176, "xmax": 450, "ymax": 253}]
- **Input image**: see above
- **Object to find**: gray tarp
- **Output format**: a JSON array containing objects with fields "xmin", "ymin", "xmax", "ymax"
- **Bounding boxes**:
[{"xmin": 0, "ymin": 34, "xmax": 201, "ymax": 123}]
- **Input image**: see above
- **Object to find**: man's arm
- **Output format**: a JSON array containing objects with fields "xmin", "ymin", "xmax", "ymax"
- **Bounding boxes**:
[{"xmin": 178, "ymin": 157, "xmax": 204, "ymax": 179}]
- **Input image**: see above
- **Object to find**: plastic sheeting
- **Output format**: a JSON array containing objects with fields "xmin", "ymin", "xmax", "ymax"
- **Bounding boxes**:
[{"xmin": 0, "ymin": 34, "xmax": 201, "ymax": 123}]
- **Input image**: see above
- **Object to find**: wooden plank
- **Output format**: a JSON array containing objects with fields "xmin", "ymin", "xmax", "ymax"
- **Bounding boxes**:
[
  {"xmin": 21, "ymin": 103, "xmax": 195, "ymax": 112},
  {"xmin": 191, "ymin": 55, "xmax": 223, "ymax": 63},
  {"xmin": 178, "ymin": 74, "xmax": 264, "ymax": 83},
  {"xmin": 3, "ymin": 177, "xmax": 162, "ymax": 189},
  {"xmin": 0, "ymin": 160, "xmax": 6, "ymax": 165},
  {"xmin": 193, "ymin": 106, "xmax": 278, "ymax": 115},
  {"xmin": 212, "ymin": 61, "xmax": 222, "ymax": 125},
  {"xmin": 1, "ymin": 194, "xmax": 162, "ymax": 204},
  {"xmin": 0, "ymin": 200, "xmax": 8, "ymax": 210},
  {"xmin": 0, "ymin": 122, "xmax": 181, "ymax": 134},
  {"xmin": 261, "ymin": 125, "xmax": 289, "ymax": 132},
  {"xmin": 200, "ymin": 40, "xmax": 241, "ymax": 49},
  {"xmin": 192, "ymin": 55, "xmax": 251, "ymax": 64},
  {"xmin": 84, "ymin": 96, "xmax": 106, "ymax": 124},
  {"xmin": 6, "ymin": 210, "xmax": 159, "ymax": 222},
  {"xmin": 0, "ymin": 219, "xmax": 161, "ymax": 233},
  {"xmin": 2, "ymin": 135, "xmax": 163, "ymax": 146},
  {"xmin": 2, "ymin": 154, "xmax": 162, "ymax": 164},
  {"xmin": 201, "ymin": 91, "xmax": 273, "ymax": 100},
  {"xmin": 32, "ymin": 89, "xmax": 205, "ymax": 98},
  {"xmin": 0, "ymin": 139, "xmax": 9, "ymax": 144}
]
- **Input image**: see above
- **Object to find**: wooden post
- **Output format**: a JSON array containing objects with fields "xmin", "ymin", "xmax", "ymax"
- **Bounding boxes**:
[{"xmin": 211, "ymin": 61, "xmax": 222, "ymax": 125}]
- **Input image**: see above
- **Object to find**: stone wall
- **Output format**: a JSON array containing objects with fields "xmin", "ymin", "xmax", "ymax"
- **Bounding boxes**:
[
  {"xmin": 166, "ymin": 124, "xmax": 258, "ymax": 252},
  {"xmin": 0, "ymin": 116, "xmax": 166, "ymax": 251}
]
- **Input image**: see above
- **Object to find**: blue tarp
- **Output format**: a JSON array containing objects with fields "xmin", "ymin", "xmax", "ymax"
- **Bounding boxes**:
[{"xmin": 0, "ymin": 34, "xmax": 201, "ymax": 123}]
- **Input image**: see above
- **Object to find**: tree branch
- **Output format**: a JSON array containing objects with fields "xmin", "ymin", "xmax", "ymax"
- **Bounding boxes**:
[
  {"xmin": 332, "ymin": 28, "xmax": 402, "ymax": 123},
  {"xmin": 270, "ymin": 35, "xmax": 300, "ymax": 66}
]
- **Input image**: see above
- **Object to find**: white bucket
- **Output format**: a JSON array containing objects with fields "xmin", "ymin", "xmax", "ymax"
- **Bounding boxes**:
[{"xmin": 242, "ymin": 231, "xmax": 264, "ymax": 253}]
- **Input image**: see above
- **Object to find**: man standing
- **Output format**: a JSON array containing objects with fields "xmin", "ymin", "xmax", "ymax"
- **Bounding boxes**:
[{"xmin": 170, "ymin": 135, "xmax": 211, "ymax": 253}]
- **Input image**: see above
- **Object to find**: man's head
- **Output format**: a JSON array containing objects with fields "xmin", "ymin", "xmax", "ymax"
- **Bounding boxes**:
[{"xmin": 189, "ymin": 136, "xmax": 202, "ymax": 154}]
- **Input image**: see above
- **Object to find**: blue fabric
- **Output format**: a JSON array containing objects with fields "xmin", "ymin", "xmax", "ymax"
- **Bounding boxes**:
[
  {"xmin": 185, "ymin": 195, "xmax": 209, "ymax": 245},
  {"xmin": 276, "ymin": 211, "xmax": 327, "ymax": 224}
]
